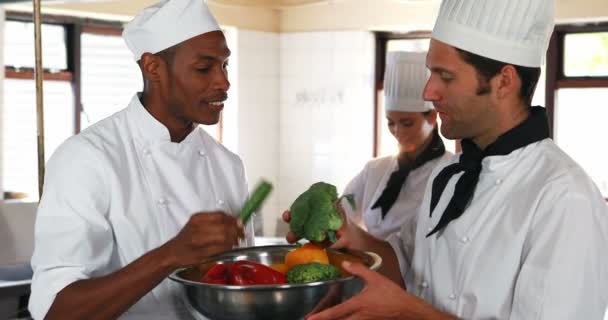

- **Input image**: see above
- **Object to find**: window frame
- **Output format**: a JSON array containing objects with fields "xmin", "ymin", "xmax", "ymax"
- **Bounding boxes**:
[
  {"xmin": 5, "ymin": 11, "xmax": 124, "ymax": 134},
  {"xmin": 376, "ymin": 24, "xmax": 608, "ymax": 155},
  {"xmin": 374, "ymin": 31, "xmax": 433, "ymax": 157},
  {"xmin": 545, "ymin": 22, "xmax": 608, "ymax": 200},
  {"xmin": 3, "ymin": 12, "xmax": 227, "ymax": 199},
  {"xmin": 3, "ymin": 12, "xmax": 123, "ymax": 199},
  {"xmin": 545, "ymin": 22, "xmax": 608, "ymax": 137}
]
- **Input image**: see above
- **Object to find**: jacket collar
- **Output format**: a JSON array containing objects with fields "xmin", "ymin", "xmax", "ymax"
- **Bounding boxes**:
[{"xmin": 128, "ymin": 93, "xmax": 206, "ymax": 149}]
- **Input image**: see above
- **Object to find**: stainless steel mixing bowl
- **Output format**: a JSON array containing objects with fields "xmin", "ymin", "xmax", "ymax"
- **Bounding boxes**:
[{"xmin": 169, "ymin": 245, "xmax": 382, "ymax": 320}]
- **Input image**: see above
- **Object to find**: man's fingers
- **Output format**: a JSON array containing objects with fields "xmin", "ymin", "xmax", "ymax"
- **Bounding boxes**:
[
  {"xmin": 236, "ymin": 227, "xmax": 245, "ymax": 243},
  {"xmin": 328, "ymin": 232, "xmax": 349, "ymax": 249},
  {"xmin": 307, "ymin": 286, "xmax": 342, "ymax": 316},
  {"xmin": 341, "ymin": 261, "xmax": 379, "ymax": 284},
  {"xmin": 282, "ymin": 210, "xmax": 291, "ymax": 222},
  {"xmin": 204, "ymin": 245, "xmax": 232, "ymax": 258},
  {"xmin": 193, "ymin": 234, "xmax": 228, "ymax": 248},
  {"xmin": 286, "ymin": 231, "xmax": 299, "ymax": 244}
]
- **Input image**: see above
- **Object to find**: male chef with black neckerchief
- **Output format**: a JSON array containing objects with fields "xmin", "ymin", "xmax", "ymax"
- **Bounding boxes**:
[{"xmin": 287, "ymin": 0, "xmax": 608, "ymax": 319}]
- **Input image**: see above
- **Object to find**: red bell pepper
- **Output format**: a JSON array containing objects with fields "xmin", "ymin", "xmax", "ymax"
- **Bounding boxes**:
[
  {"xmin": 200, "ymin": 263, "xmax": 229, "ymax": 285},
  {"xmin": 200, "ymin": 260, "xmax": 287, "ymax": 286},
  {"xmin": 228, "ymin": 260, "xmax": 287, "ymax": 285}
]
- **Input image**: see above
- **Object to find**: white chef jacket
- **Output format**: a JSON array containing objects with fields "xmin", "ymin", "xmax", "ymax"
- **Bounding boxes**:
[
  {"xmin": 344, "ymin": 153, "xmax": 451, "ymax": 240},
  {"xmin": 29, "ymin": 94, "xmax": 255, "ymax": 320},
  {"xmin": 388, "ymin": 139, "xmax": 608, "ymax": 319}
]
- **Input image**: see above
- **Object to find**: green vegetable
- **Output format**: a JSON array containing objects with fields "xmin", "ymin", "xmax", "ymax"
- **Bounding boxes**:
[
  {"xmin": 286, "ymin": 262, "xmax": 341, "ymax": 284},
  {"xmin": 289, "ymin": 182, "xmax": 355, "ymax": 243},
  {"xmin": 240, "ymin": 180, "xmax": 273, "ymax": 225}
]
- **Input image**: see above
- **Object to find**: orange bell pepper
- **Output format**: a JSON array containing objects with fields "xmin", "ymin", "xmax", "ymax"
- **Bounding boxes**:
[{"xmin": 285, "ymin": 243, "xmax": 330, "ymax": 269}]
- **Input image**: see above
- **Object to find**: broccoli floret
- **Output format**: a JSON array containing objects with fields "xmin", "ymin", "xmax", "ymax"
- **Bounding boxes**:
[
  {"xmin": 289, "ymin": 182, "xmax": 345, "ymax": 242},
  {"xmin": 286, "ymin": 262, "xmax": 341, "ymax": 284}
]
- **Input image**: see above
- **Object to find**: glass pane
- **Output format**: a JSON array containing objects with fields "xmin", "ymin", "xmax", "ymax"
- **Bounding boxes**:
[
  {"xmin": 4, "ymin": 21, "xmax": 68, "ymax": 70},
  {"xmin": 564, "ymin": 32, "xmax": 608, "ymax": 77},
  {"xmin": 555, "ymin": 88, "xmax": 608, "ymax": 197},
  {"xmin": 387, "ymin": 38, "xmax": 430, "ymax": 53},
  {"xmin": 2, "ymin": 79, "xmax": 74, "ymax": 200},
  {"xmin": 81, "ymin": 32, "xmax": 143, "ymax": 129}
]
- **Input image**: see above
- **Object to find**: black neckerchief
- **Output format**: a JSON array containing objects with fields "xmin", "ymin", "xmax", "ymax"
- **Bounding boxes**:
[
  {"xmin": 371, "ymin": 128, "xmax": 446, "ymax": 219},
  {"xmin": 427, "ymin": 106, "xmax": 550, "ymax": 237}
]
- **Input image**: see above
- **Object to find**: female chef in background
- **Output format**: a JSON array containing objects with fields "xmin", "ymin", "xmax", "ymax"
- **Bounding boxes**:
[{"xmin": 343, "ymin": 51, "xmax": 451, "ymax": 240}]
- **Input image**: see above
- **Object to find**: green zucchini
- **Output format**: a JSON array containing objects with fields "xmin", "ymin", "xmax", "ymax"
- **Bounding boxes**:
[{"xmin": 240, "ymin": 180, "xmax": 273, "ymax": 224}]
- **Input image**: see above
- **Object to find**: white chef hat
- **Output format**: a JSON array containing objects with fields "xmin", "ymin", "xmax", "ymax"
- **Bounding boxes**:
[
  {"xmin": 432, "ymin": 0, "xmax": 554, "ymax": 67},
  {"xmin": 123, "ymin": 0, "xmax": 221, "ymax": 61},
  {"xmin": 384, "ymin": 51, "xmax": 433, "ymax": 113}
]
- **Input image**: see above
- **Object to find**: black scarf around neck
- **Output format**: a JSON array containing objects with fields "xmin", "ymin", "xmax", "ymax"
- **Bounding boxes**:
[
  {"xmin": 371, "ymin": 128, "xmax": 445, "ymax": 219},
  {"xmin": 426, "ymin": 106, "xmax": 550, "ymax": 237}
]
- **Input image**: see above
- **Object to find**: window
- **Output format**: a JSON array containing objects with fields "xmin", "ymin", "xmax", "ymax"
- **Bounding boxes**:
[
  {"xmin": 375, "ymin": 34, "xmax": 456, "ymax": 158},
  {"xmin": 4, "ymin": 21, "xmax": 67, "ymax": 70},
  {"xmin": 80, "ymin": 29, "xmax": 143, "ymax": 129},
  {"xmin": 554, "ymin": 88, "xmax": 608, "ymax": 195},
  {"xmin": 546, "ymin": 24, "xmax": 608, "ymax": 198},
  {"xmin": 563, "ymin": 32, "xmax": 608, "ymax": 77},
  {"xmin": 3, "ymin": 20, "xmax": 73, "ymax": 200},
  {"xmin": 2, "ymin": 15, "xmax": 229, "ymax": 200},
  {"xmin": 376, "ymin": 34, "xmax": 548, "ymax": 159},
  {"xmin": 80, "ymin": 27, "xmax": 224, "ymax": 141}
]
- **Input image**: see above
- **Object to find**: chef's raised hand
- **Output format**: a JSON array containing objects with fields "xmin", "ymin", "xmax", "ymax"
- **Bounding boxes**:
[
  {"xmin": 307, "ymin": 261, "xmax": 457, "ymax": 320},
  {"xmin": 282, "ymin": 210, "xmax": 300, "ymax": 244},
  {"xmin": 164, "ymin": 211, "xmax": 245, "ymax": 268},
  {"xmin": 282, "ymin": 206, "xmax": 362, "ymax": 250},
  {"xmin": 282, "ymin": 209, "xmax": 344, "ymax": 248}
]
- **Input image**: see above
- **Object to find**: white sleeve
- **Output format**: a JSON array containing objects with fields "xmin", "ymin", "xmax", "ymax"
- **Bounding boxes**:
[
  {"xmin": 510, "ymin": 179, "xmax": 608, "ymax": 320},
  {"xmin": 343, "ymin": 164, "xmax": 368, "ymax": 228},
  {"xmin": 28, "ymin": 137, "xmax": 113, "ymax": 320}
]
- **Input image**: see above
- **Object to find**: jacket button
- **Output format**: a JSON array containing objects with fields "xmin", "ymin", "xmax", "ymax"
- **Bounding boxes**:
[
  {"xmin": 460, "ymin": 236, "xmax": 469, "ymax": 243},
  {"xmin": 198, "ymin": 150, "xmax": 205, "ymax": 157},
  {"xmin": 158, "ymin": 198, "xmax": 167, "ymax": 206},
  {"xmin": 217, "ymin": 199, "xmax": 224, "ymax": 206},
  {"xmin": 448, "ymin": 293, "xmax": 456, "ymax": 300},
  {"xmin": 143, "ymin": 149, "xmax": 151, "ymax": 156},
  {"xmin": 421, "ymin": 281, "xmax": 429, "ymax": 288}
]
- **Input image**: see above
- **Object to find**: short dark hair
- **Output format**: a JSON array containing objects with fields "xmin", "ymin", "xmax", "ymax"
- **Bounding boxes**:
[{"xmin": 455, "ymin": 48, "xmax": 541, "ymax": 105}]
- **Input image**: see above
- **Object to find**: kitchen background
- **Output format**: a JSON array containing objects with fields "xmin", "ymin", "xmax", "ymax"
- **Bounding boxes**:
[{"xmin": 0, "ymin": 0, "xmax": 607, "ymax": 318}]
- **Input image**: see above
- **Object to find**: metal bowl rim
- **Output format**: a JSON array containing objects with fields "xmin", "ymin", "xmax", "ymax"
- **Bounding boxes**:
[{"xmin": 168, "ymin": 245, "xmax": 382, "ymax": 290}]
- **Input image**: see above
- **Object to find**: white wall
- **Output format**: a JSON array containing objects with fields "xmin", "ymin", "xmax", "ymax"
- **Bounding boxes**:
[
  {"xmin": 277, "ymin": 31, "xmax": 375, "ymax": 236},
  {"xmin": 231, "ymin": 30, "xmax": 376, "ymax": 236},
  {"xmin": 233, "ymin": 30, "xmax": 281, "ymax": 236}
]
